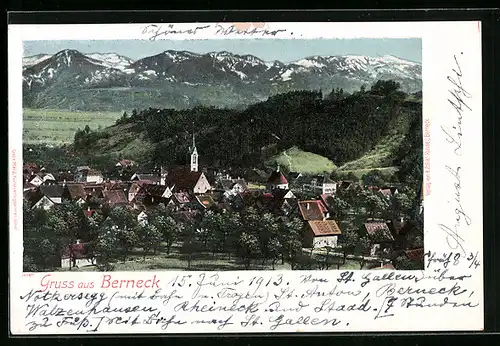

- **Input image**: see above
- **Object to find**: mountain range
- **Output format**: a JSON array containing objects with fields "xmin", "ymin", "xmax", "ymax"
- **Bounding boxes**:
[{"xmin": 22, "ymin": 49, "xmax": 422, "ymax": 111}]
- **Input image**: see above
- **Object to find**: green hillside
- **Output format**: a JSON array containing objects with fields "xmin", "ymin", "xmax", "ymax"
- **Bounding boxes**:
[{"xmin": 266, "ymin": 147, "xmax": 337, "ymax": 175}]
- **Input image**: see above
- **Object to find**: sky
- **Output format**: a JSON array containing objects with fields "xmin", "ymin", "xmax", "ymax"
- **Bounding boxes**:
[{"xmin": 23, "ymin": 38, "xmax": 422, "ymax": 63}]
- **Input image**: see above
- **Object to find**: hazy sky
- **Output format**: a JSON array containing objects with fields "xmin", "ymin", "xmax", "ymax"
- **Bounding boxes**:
[{"xmin": 23, "ymin": 38, "xmax": 422, "ymax": 63}]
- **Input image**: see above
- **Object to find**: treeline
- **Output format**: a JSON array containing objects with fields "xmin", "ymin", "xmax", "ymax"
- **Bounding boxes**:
[{"xmin": 119, "ymin": 80, "xmax": 421, "ymax": 172}]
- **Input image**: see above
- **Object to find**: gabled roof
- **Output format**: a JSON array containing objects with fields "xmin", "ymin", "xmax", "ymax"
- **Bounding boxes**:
[
  {"xmin": 320, "ymin": 193, "xmax": 333, "ymax": 207},
  {"xmin": 173, "ymin": 192, "xmax": 191, "ymax": 204},
  {"xmin": 143, "ymin": 184, "xmax": 170, "ymax": 198},
  {"xmin": 163, "ymin": 167, "xmax": 203, "ymax": 192},
  {"xmin": 65, "ymin": 184, "xmax": 87, "ymax": 200},
  {"xmin": 131, "ymin": 173, "xmax": 161, "ymax": 183},
  {"xmin": 364, "ymin": 222, "xmax": 394, "ymax": 241},
  {"xmin": 39, "ymin": 185, "xmax": 64, "ymax": 198},
  {"xmin": 308, "ymin": 220, "xmax": 342, "ymax": 236},
  {"xmin": 102, "ymin": 189, "xmax": 128, "ymax": 205},
  {"xmin": 404, "ymin": 248, "xmax": 424, "ymax": 262},
  {"xmin": 271, "ymin": 188, "xmax": 295, "ymax": 200},
  {"xmin": 116, "ymin": 159, "xmax": 136, "ymax": 167},
  {"xmin": 298, "ymin": 200, "xmax": 327, "ymax": 221},
  {"xmin": 196, "ymin": 195, "xmax": 216, "ymax": 209},
  {"xmin": 267, "ymin": 170, "xmax": 288, "ymax": 185},
  {"xmin": 76, "ymin": 166, "xmax": 91, "ymax": 172},
  {"xmin": 83, "ymin": 184, "xmax": 104, "ymax": 198},
  {"xmin": 379, "ymin": 188, "xmax": 393, "ymax": 196}
]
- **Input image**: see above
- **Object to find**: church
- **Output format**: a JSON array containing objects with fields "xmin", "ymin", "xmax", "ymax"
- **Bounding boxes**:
[{"xmin": 160, "ymin": 132, "xmax": 212, "ymax": 194}]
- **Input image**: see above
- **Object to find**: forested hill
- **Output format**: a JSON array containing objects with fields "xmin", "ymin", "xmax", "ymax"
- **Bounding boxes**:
[{"xmin": 75, "ymin": 80, "xmax": 422, "ymax": 181}]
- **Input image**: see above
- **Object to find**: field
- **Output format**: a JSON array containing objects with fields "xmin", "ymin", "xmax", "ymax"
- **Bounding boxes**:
[
  {"xmin": 267, "ymin": 146, "xmax": 337, "ymax": 175},
  {"xmin": 55, "ymin": 242, "xmax": 363, "ymax": 272},
  {"xmin": 23, "ymin": 108, "xmax": 122, "ymax": 145}
]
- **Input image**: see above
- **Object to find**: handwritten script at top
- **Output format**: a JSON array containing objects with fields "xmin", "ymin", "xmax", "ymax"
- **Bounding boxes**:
[
  {"xmin": 19, "ymin": 252, "xmax": 480, "ymax": 333},
  {"xmin": 141, "ymin": 24, "xmax": 286, "ymax": 41},
  {"xmin": 438, "ymin": 53, "xmax": 473, "ymax": 256}
]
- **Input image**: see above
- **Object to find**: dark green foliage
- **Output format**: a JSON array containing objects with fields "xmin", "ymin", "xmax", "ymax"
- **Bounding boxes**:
[{"xmin": 108, "ymin": 81, "xmax": 421, "ymax": 172}]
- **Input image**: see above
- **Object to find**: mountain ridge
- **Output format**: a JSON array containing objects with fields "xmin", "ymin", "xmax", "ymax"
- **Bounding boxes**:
[{"xmin": 23, "ymin": 49, "xmax": 422, "ymax": 111}]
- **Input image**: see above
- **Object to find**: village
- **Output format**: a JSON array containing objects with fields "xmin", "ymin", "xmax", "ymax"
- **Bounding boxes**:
[{"xmin": 23, "ymin": 133, "xmax": 424, "ymax": 272}]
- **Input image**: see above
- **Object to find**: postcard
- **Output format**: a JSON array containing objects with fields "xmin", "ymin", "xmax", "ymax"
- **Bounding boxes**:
[{"xmin": 8, "ymin": 21, "xmax": 483, "ymax": 334}]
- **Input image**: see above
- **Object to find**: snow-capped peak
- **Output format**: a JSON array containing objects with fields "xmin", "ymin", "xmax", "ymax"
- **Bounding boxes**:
[{"xmin": 86, "ymin": 52, "xmax": 134, "ymax": 71}]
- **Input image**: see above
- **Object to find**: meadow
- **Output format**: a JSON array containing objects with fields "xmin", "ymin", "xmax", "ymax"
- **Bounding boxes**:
[{"xmin": 23, "ymin": 108, "xmax": 122, "ymax": 145}]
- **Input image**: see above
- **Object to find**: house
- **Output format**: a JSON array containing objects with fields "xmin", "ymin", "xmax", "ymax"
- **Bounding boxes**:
[
  {"xmin": 272, "ymin": 188, "xmax": 296, "ymax": 200},
  {"xmin": 40, "ymin": 172, "xmax": 57, "ymax": 184},
  {"xmin": 163, "ymin": 167, "xmax": 212, "ymax": 194},
  {"xmin": 28, "ymin": 174, "xmax": 44, "ymax": 187},
  {"xmin": 31, "ymin": 195, "xmax": 58, "ymax": 210},
  {"xmin": 363, "ymin": 222, "xmax": 395, "ymax": 256},
  {"xmin": 23, "ymin": 181, "xmax": 37, "ymax": 192},
  {"xmin": 115, "ymin": 159, "xmax": 136, "ymax": 168},
  {"xmin": 75, "ymin": 168, "xmax": 104, "ymax": 184},
  {"xmin": 298, "ymin": 200, "xmax": 329, "ymax": 221},
  {"xmin": 404, "ymin": 248, "xmax": 424, "ymax": 264},
  {"xmin": 63, "ymin": 184, "xmax": 87, "ymax": 205},
  {"xmin": 219, "ymin": 179, "xmax": 248, "ymax": 198},
  {"xmin": 303, "ymin": 220, "xmax": 342, "ymax": 248},
  {"xmin": 302, "ymin": 175, "xmax": 337, "ymax": 194},
  {"xmin": 127, "ymin": 182, "xmax": 143, "ymax": 202},
  {"xmin": 195, "ymin": 194, "xmax": 217, "ymax": 210},
  {"xmin": 171, "ymin": 192, "xmax": 192, "ymax": 208},
  {"xmin": 38, "ymin": 185, "xmax": 64, "ymax": 204},
  {"xmin": 130, "ymin": 172, "xmax": 162, "ymax": 185},
  {"xmin": 267, "ymin": 167, "xmax": 289, "ymax": 191},
  {"xmin": 137, "ymin": 210, "xmax": 148, "ymax": 225},
  {"xmin": 102, "ymin": 189, "xmax": 128, "ymax": 206},
  {"xmin": 379, "ymin": 186, "xmax": 399, "ymax": 197},
  {"xmin": 83, "ymin": 184, "xmax": 104, "ymax": 199},
  {"xmin": 132, "ymin": 184, "xmax": 173, "ymax": 209},
  {"xmin": 60, "ymin": 241, "xmax": 93, "ymax": 269}
]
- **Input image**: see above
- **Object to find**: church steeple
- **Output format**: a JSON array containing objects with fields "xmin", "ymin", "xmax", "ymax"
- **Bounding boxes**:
[{"xmin": 190, "ymin": 126, "xmax": 198, "ymax": 172}]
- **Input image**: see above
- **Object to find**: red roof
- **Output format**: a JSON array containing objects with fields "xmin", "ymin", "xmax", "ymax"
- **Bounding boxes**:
[
  {"xmin": 404, "ymin": 248, "xmax": 424, "ymax": 262},
  {"xmin": 364, "ymin": 222, "xmax": 394, "ymax": 241},
  {"xmin": 84, "ymin": 209, "xmax": 95, "ymax": 217},
  {"xmin": 102, "ymin": 190, "xmax": 128, "ymax": 205},
  {"xmin": 267, "ymin": 170, "xmax": 288, "ymax": 185},
  {"xmin": 308, "ymin": 220, "xmax": 342, "ymax": 236},
  {"xmin": 298, "ymin": 200, "xmax": 327, "ymax": 221}
]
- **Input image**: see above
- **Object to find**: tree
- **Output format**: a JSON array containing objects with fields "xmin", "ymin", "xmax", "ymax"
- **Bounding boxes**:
[
  {"xmin": 393, "ymin": 255, "xmax": 422, "ymax": 270},
  {"xmin": 370, "ymin": 80, "xmax": 401, "ymax": 95},
  {"xmin": 105, "ymin": 207, "xmax": 139, "ymax": 262},
  {"xmin": 362, "ymin": 169, "xmax": 387, "ymax": 187},
  {"xmin": 341, "ymin": 229, "xmax": 359, "ymax": 264},
  {"xmin": 327, "ymin": 195, "xmax": 351, "ymax": 219},
  {"xmin": 356, "ymin": 236, "xmax": 372, "ymax": 269},
  {"xmin": 267, "ymin": 238, "xmax": 282, "ymax": 270},
  {"xmin": 391, "ymin": 193, "xmax": 412, "ymax": 220},
  {"xmin": 136, "ymin": 224, "xmax": 163, "ymax": 259},
  {"xmin": 237, "ymin": 232, "xmax": 261, "ymax": 269},
  {"xmin": 94, "ymin": 222, "xmax": 120, "ymax": 271},
  {"xmin": 24, "ymin": 207, "xmax": 66, "ymax": 270},
  {"xmin": 153, "ymin": 215, "xmax": 181, "ymax": 254},
  {"xmin": 363, "ymin": 192, "xmax": 389, "ymax": 219}
]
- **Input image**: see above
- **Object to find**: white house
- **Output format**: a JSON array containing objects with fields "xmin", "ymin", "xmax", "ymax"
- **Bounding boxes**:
[{"xmin": 32, "ymin": 195, "xmax": 58, "ymax": 210}]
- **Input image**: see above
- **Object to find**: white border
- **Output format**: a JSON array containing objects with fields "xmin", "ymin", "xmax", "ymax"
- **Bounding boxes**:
[{"xmin": 9, "ymin": 21, "xmax": 483, "ymax": 334}]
